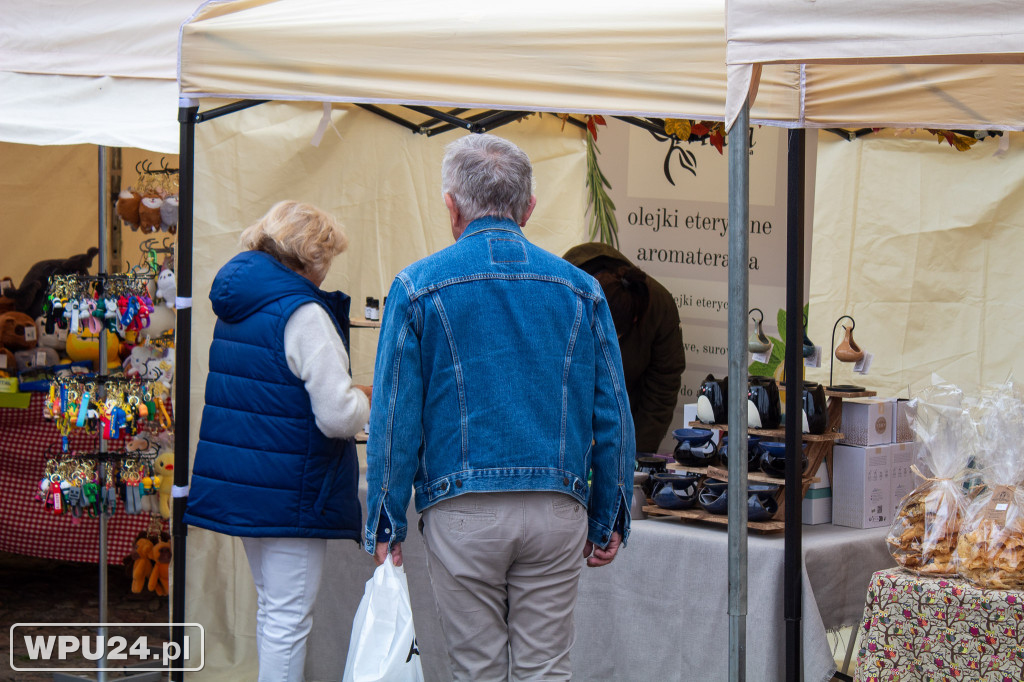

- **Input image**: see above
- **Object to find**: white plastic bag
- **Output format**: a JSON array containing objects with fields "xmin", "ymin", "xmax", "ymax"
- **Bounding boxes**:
[{"xmin": 342, "ymin": 556, "xmax": 424, "ymax": 682}]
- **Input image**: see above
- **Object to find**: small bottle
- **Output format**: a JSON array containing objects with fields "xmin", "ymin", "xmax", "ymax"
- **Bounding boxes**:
[
  {"xmin": 364, "ymin": 297, "xmax": 374, "ymax": 321},
  {"xmin": 370, "ymin": 298, "xmax": 380, "ymax": 321}
]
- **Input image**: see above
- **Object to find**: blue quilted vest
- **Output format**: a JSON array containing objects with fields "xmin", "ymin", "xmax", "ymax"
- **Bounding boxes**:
[{"xmin": 184, "ymin": 251, "xmax": 361, "ymax": 540}]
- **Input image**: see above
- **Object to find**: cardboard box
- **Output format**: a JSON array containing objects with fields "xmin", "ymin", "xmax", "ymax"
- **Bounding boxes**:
[
  {"xmin": 888, "ymin": 441, "xmax": 918, "ymax": 513},
  {"xmin": 801, "ymin": 460, "xmax": 832, "ymax": 525},
  {"xmin": 832, "ymin": 444, "xmax": 891, "ymax": 528},
  {"xmin": 802, "ymin": 490, "xmax": 833, "ymax": 525},
  {"xmin": 893, "ymin": 399, "xmax": 915, "ymax": 443},
  {"xmin": 840, "ymin": 398, "xmax": 893, "ymax": 446}
]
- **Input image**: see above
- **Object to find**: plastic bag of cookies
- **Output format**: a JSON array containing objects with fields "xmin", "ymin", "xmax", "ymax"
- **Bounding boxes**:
[
  {"xmin": 886, "ymin": 380, "xmax": 974, "ymax": 575},
  {"xmin": 956, "ymin": 383, "xmax": 1024, "ymax": 589}
]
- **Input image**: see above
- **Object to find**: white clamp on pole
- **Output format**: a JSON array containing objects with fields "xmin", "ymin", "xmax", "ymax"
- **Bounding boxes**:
[
  {"xmin": 175, "ymin": 297, "xmax": 193, "ymax": 309},
  {"xmin": 172, "ymin": 485, "xmax": 190, "ymax": 498}
]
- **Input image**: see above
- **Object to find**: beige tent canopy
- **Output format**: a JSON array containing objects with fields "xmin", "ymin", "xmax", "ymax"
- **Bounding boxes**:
[{"xmin": 725, "ymin": 0, "xmax": 1024, "ymax": 131}]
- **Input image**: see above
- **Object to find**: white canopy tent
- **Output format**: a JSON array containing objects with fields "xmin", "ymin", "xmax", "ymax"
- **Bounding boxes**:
[
  {"xmin": 177, "ymin": 1, "xmax": 1024, "ymax": 679},
  {"xmin": 0, "ymin": 0, "xmax": 193, "ymax": 151}
]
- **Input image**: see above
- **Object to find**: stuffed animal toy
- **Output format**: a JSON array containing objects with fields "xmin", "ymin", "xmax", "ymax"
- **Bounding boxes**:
[
  {"xmin": 130, "ymin": 533, "xmax": 155, "ymax": 593},
  {"xmin": 35, "ymin": 315, "xmax": 67, "ymax": 352},
  {"xmin": 139, "ymin": 195, "xmax": 163, "ymax": 234},
  {"xmin": 155, "ymin": 269, "xmax": 176, "ymax": 309},
  {"xmin": 147, "ymin": 536, "xmax": 172, "ymax": 597},
  {"xmin": 0, "ymin": 347, "xmax": 14, "ymax": 376},
  {"xmin": 8, "ymin": 248, "xmax": 99, "ymax": 319},
  {"xmin": 0, "ymin": 311, "xmax": 39, "ymax": 350},
  {"xmin": 66, "ymin": 329, "xmax": 120, "ymax": 370},
  {"xmin": 160, "ymin": 195, "xmax": 179, "ymax": 233},
  {"xmin": 116, "ymin": 189, "xmax": 142, "ymax": 229},
  {"xmin": 153, "ymin": 451, "xmax": 174, "ymax": 519},
  {"xmin": 14, "ymin": 347, "xmax": 58, "ymax": 373}
]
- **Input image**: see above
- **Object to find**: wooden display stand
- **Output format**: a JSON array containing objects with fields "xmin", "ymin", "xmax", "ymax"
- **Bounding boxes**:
[{"xmin": 643, "ymin": 388, "xmax": 875, "ymax": 532}]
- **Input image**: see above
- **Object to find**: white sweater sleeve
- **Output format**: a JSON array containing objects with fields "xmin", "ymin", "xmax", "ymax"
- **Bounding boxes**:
[{"xmin": 283, "ymin": 302, "xmax": 370, "ymax": 439}]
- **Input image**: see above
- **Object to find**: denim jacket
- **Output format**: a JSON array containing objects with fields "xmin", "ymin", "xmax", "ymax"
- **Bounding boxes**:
[{"xmin": 364, "ymin": 217, "xmax": 634, "ymax": 553}]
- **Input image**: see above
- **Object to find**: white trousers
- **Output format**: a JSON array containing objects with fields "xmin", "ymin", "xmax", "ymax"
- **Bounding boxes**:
[{"xmin": 241, "ymin": 536, "xmax": 327, "ymax": 682}]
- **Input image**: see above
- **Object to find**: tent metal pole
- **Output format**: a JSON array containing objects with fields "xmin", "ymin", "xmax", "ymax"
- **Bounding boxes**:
[
  {"xmin": 726, "ymin": 98, "xmax": 750, "ymax": 682},
  {"xmin": 171, "ymin": 98, "xmax": 199, "ymax": 682},
  {"xmin": 98, "ymin": 144, "xmax": 110, "ymax": 682},
  {"xmin": 784, "ymin": 128, "xmax": 807, "ymax": 681}
]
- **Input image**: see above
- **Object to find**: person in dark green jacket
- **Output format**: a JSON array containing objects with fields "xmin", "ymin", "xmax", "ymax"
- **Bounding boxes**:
[{"xmin": 564, "ymin": 243, "xmax": 686, "ymax": 453}]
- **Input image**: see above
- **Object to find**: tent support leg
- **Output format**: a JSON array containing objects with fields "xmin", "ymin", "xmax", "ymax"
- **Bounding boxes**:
[
  {"xmin": 171, "ymin": 98, "xmax": 199, "ymax": 682},
  {"xmin": 784, "ymin": 128, "xmax": 807, "ymax": 681},
  {"xmin": 727, "ymin": 99, "xmax": 751, "ymax": 682}
]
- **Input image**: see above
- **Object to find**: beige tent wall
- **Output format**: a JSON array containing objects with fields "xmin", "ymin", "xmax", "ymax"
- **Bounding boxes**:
[
  {"xmin": 0, "ymin": 143, "xmax": 178, "ymax": 285},
  {"xmin": 184, "ymin": 101, "xmax": 588, "ymax": 678},
  {"xmin": 1, "ymin": 143, "xmax": 99, "ymax": 283},
  {"xmin": 805, "ymin": 131, "xmax": 1024, "ymax": 395}
]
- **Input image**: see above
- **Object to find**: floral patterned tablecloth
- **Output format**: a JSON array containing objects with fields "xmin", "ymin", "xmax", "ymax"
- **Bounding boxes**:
[{"xmin": 856, "ymin": 568, "xmax": 1024, "ymax": 681}]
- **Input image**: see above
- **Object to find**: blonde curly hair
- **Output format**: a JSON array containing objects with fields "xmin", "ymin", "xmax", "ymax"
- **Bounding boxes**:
[{"xmin": 239, "ymin": 201, "xmax": 348, "ymax": 283}]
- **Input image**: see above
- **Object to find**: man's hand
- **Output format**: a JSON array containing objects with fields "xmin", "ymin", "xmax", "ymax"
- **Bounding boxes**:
[
  {"xmin": 355, "ymin": 384, "xmax": 373, "ymax": 400},
  {"xmin": 582, "ymin": 531, "xmax": 622, "ymax": 567},
  {"xmin": 374, "ymin": 541, "xmax": 403, "ymax": 567}
]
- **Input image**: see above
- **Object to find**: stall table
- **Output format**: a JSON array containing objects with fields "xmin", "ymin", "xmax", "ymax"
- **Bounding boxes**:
[
  {"xmin": 307, "ymin": 511, "xmax": 892, "ymax": 681},
  {"xmin": 856, "ymin": 569, "xmax": 1024, "ymax": 681},
  {"xmin": 0, "ymin": 393, "xmax": 162, "ymax": 564}
]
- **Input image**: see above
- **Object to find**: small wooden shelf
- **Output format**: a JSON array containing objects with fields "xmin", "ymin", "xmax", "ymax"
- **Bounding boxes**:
[
  {"xmin": 666, "ymin": 463, "xmax": 819, "ymax": 486},
  {"xmin": 351, "ymin": 316, "xmax": 381, "ymax": 328},
  {"xmin": 823, "ymin": 389, "xmax": 876, "ymax": 399},
  {"xmin": 687, "ymin": 421, "xmax": 843, "ymax": 442},
  {"xmin": 355, "ymin": 432, "xmax": 368, "ymax": 443},
  {"xmin": 642, "ymin": 505, "xmax": 785, "ymax": 534}
]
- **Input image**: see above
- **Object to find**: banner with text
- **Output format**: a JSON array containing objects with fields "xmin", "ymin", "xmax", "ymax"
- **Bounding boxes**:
[{"xmin": 597, "ymin": 119, "xmax": 815, "ymax": 451}]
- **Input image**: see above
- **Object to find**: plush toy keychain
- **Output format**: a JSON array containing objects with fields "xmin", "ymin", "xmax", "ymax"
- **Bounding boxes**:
[
  {"xmin": 160, "ymin": 195, "xmax": 179, "ymax": 233},
  {"xmin": 116, "ymin": 189, "xmax": 142, "ymax": 229},
  {"xmin": 139, "ymin": 195, "xmax": 163, "ymax": 234}
]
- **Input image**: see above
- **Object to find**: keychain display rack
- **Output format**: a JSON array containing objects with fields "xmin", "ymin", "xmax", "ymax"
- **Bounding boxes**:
[{"xmin": 42, "ymin": 150, "xmax": 169, "ymax": 682}]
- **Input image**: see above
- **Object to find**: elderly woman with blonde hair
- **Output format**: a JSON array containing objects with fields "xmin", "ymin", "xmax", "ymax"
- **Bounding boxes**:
[{"xmin": 185, "ymin": 200, "xmax": 371, "ymax": 682}]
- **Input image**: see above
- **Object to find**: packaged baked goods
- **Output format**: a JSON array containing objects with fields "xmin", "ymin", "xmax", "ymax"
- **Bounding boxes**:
[
  {"xmin": 886, "ymin": 381, "xmax": 974, "ymax": 575},
  {"xmin": 955, "ymin": 384, "xmax": 1024, "ymax": 589}
]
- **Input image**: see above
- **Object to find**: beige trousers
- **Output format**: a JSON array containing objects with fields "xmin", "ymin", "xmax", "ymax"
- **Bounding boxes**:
[{"xmin": 421, "ymin": 491, "xmax": 589, "ymax": 681}]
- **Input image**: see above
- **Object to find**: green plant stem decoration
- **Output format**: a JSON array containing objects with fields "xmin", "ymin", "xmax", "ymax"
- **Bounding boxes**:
[
  {"xmin": 585, "ymin": 134, "xmax": 619, "ymax": 248},
  {"xmin": 748, "ymin": 304, "xmax": 809, "ymax": 380}
]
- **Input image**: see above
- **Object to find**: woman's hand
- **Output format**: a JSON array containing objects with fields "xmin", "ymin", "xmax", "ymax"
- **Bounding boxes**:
[{"xmin": 355, "ymin": 384, "xmax": 372, "ymax": 400}]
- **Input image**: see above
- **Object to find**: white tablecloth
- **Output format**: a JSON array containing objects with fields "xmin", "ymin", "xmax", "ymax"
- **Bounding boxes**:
[{"xmin": 306, "ymin": 506, "xmax": 891, "ymax": 682}]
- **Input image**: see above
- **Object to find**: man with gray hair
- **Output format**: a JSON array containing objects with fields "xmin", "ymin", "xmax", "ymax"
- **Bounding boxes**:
[{"xmin": 364, "ymin": 133, "xmax": 634, "ymax": 680}]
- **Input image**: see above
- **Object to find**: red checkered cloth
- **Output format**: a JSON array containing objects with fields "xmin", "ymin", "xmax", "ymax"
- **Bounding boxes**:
[{"xmin": 0, "ymin": 393, "xmax": 167, "ymax": 565}]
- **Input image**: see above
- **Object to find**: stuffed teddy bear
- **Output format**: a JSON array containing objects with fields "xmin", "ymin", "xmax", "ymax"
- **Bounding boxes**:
[
  {"xmin": 0, "ymin": 347, "xmax": 14, "ymax": 377},
  {"xmin": 139, "ymin": 195, "xmax": 164, "ymax": 234},
  {"xmin": 0, "ymin": 311, "xmax": 39, "ymax": 350},
  {"xmin": 160, "ymin": 195, "xmax": 179, "ymax": 234},
  {"xmin": 130, "ymin": 533, "xmax": 155, "ymax": 593},
  {"xmin": 155, "ymin": 269, "xmax": 176, "ymax": 309},
  {"xmin": 8, "ymin": 248, "xmax": 99, "ymax": 319},
  {"xmin": 14, "ymin": 347, "xmax": 58, "ymax": 373},
  {"xmin": 116, "ymin": 189, "xmax": 142, "ymax": 229},
  {"xmin": 153, "ymin": 451, "xmax": 174, "ymax": 519},
  {"xmin": 147, "ymin": 535, "xmax": 172, "ymax": 597}
]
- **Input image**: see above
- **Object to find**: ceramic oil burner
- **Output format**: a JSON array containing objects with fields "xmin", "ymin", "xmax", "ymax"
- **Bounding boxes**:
[
  {"xmin": 801, "ymin": 381, "xmax": 827, "ymax": 434},
  {"xmin": 672, "ymin": 428, "xmax": 717, "ymax": 467},
  {"xmin": 696, "ymin": 374, "xmax": 728, "ymax": 425},
  {"xmin": 718, "ymin": 435, "xmax": 763, "ymax": 469},
  {"xmin": 635, "ymin": 455, "xmax": 668, "ymax": 498},
  {"xmin": 650, "ymin": 472, "xmax": 702, "ymax": 510},
  {"xmin": 747, "ymin": 485, "xmax": 780, "ymax": 522},
  {"xmin": 834, "ymin": 324, "xmax": 864, "ymax": 363},
  {"xmin": 758, "ymin": 441, "xmax": 808, "ymax": 478},
  {"xmin": 747, "ymin": 376, "xmax": 782, "ymax": 430},
  {"xmin": 698, "ymin": 478, "xmax": 730, "ymax": 515}
]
